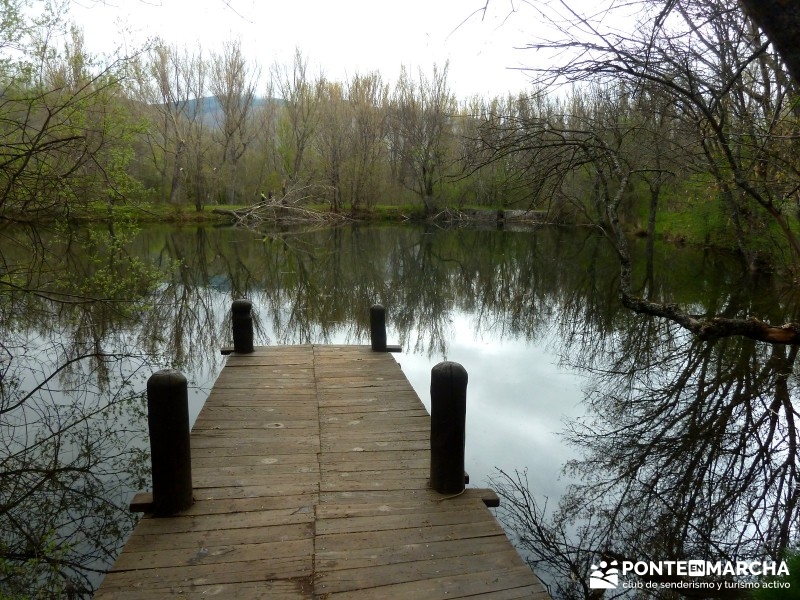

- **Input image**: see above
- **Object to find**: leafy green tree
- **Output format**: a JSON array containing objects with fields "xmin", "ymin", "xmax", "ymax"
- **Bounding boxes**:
[
  {"xmin": 751, "ymin": 551, "xmax": 800, "ymax": 599},
  {"xmin": 0, "ymin": 6, "xmax": 143, "ymax": 220}
]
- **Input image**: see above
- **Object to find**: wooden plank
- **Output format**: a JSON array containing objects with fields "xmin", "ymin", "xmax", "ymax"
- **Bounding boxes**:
[
  {"xmin": 155, "ymin": 495, "xmax": 316, "ymax": 516},
  {"xmin": 192, "ymin": 452, "xmax": 319, "ymax": 470},
  {"xmin": 316, "ymin": 535, "xmax": 521, "ymax": 570},
  {"xmin": 99, "ymin": 556, "xmax": 310, "ymax": 589},
  {"xmin": 111, "ymin": 538, "xmax": 313, "ymax": 572},
  {"xmin": 321, "ymin": 469, "xmax": 429, "ymax": 483},
  {"xmin": 193, "ymin": 483, "xmax": 319, "ymax": 499},
  {"xmin": 315, "ymin": 505, "xmax": 499, "ymax": 536},
  {"xmin": 321, "ymin": 414, "xmax": 430, "ymax": 427},
  {"xmin": 316, "ymin": 549, "xmax": 530, "ymax": 594},
  {"xmin": 192, "ymin": 418, "xmax": 319, "ymax": 430},
  {"xmin": 189, "ymin": 433, "xmax": 319, "ymax": 448},
  {"xmin": 204, "ymin": 389, "xmax": 317, "ymax": 400},
  {"xmin": 196, "ymin": 406, "xmax": 319, "ymax": 419},
  {"xmin": 321, "ymin": 439, "xmax": 430, "ymax": 453},
  {"xmin": 321, "ymin": 488, "xmax": 432, "ymax": 501},
  {"xmin": 216, "ymin": 369, "xmax": 314, "ymax": 379},
  {"xmin": 94, "ymin": 579, "xmax": 310, "ymax": 600},
  {"xmin": 191, "ymin": 443, "xmax": 320, "ymax": 457},
  {"xmin": 321, "ymin": 429, "xmax": 429, "ymax": 441},
  {"xmin": 320, "ymin": 567, "xmax": 549, "ymax": 600},
  {"xmin": 131, "ymin": 509, "xmax": 313, "ymax": 536},
  {"xmin": 321, "ymin": 405, "xmax": 429, "ymax": 417},
  {"xmin": 320, "ymin": 456, "xmax": 429, "ymax": 472},
  {"xmin": 211, "ymin": 379, "xmax": 316, "ymax": 390},
  {"xmin": 321, "ymin": 479, "xmax": 431, "ymax": 493},
  {"xmin": 316, "ymin": 521, "xmax": 509, "ymax": 552},
  {"xmin": 315, "ymin": 495, "xmax": 498, "ymax": 520},
  {"xmin": 192, "ymin": 472, "xmax": 321, "ymax": 489},
  {"xmin": 118, "ymin": 523, "xmax": 313, "ymax": 554}
]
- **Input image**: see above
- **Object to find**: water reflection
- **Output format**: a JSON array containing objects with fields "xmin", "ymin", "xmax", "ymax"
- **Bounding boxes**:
[
  {"xmin": 1, "ymin": 224, "xmax": 155, "ymax": 597},
  {"xmin": 2, "ymin": 222, "xmax": 794, "ymax": 597},
  {"xmin": 493, "ymin": 252, "xmax": 800, "ymax": 598}
]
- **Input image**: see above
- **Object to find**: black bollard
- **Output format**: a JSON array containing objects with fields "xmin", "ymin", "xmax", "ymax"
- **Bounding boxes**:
[
  {"xmin": 146, "ymin": 370, "xmax": 193, "ymax": 516},
  {"xmin": 430, "ymin": 361, "xmax": 468, "ymax": 495},
  {"xmin": 232, "ymin": 298, "xmax": 254, "ymax": 354},
  {"xmin": 370, "ymin": 304, "xmax": 387, "ymax": 352}
]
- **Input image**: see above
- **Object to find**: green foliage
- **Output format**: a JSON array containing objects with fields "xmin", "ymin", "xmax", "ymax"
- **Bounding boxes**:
[
  {"xmin": 0, "ymin": 219, "xmax": 162, "ymax": 597},
  {"xmin": 0, "ymin": 5, "xmax": 26, "ymax": 91},
  {"xmin": 0, "ymin": 531, "xmax": 72, "ymax": 599},
  {"xmin": 47, "ymin": 221, "xmax": 167, "ymax": 314},
  {"xmin": 655, "ymin": 178, "xmax": 734, "ymax": 245},
  {"xmin": 0, "ymin": 4, "xmax": 147, "ymax": 221},
  {"xmin": 750, "ymin": 551, "xmax": 800, "ymax": 600},
  {"xmin": 368, "ymin": 203, "xmax": 427, "ymax": 221}
]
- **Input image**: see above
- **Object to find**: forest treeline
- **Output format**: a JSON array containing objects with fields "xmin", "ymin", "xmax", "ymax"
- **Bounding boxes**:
[{"xmin": 2, "ymin": 0, "xmax": 800, "ymax": 268}]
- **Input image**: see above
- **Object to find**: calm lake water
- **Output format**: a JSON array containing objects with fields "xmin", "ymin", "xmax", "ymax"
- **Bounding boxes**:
[{"xmin": 2, "ymin": 222, "xmax": 798, "ymax": 597}]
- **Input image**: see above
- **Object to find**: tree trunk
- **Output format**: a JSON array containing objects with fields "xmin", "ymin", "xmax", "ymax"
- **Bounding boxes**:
[
  {"xmin": 739, "ymin": 0, "xmax": 800, "ymax": 85},
  {"xmin": 169, "ymin": 140, "xmax": 186, "ymax": 205}
]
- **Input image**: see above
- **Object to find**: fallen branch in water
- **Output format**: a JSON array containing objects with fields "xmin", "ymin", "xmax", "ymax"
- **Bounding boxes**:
[{"xmin": 606, "ymin": 191, "xmax": 800, "ymax": 345}]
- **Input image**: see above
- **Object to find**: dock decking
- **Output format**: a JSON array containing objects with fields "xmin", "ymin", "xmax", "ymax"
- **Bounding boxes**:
[{"xmin": 95, "ymin": 345, "xmax": 549, "ymax": 599}]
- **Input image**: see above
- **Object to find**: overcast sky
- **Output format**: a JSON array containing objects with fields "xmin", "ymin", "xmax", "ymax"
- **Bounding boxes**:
[{"xmin": 68, "ymin": 0, "xmax": 549, "ymax": 98}]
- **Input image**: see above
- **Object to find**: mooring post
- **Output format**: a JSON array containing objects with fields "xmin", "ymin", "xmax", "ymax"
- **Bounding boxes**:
[
  {"xmin": 232, "ymin": 298, "xmax": 254, "ymax": 354},
  {"xmin": 430, "ymin": 361, "xmax": 468, "ymax": 495},
  {"xmin": 146, "ymin": 370, "xmax": 193, "ymax": 516},
  {"xmin": 370, "ymin": 304, "xmax": 387, "ymax": 351}
]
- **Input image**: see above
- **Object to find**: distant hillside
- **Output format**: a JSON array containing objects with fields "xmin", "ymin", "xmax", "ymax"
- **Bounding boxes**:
[{"xmin": 183, "ymin": 96, "xmax": 283, "ymax": 126}]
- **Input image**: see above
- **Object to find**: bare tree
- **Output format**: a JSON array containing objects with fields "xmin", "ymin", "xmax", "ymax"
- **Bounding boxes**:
[
  {"xmin": 475, "ymin": 0, "xmax": 800, "ymax": 345},
  {"xmin": 209, "ymin": 39, "xmax": 258, "ymax": 204},
  {"xmin": 185, "ymin": 51, "xmax": 211, "ymax": 211},
  {"xmin": 250, "ymin": 79, "xmax": 281, "ymax": 198},
  {"xmin": 132, "ymin": 43, "xmax": 206, "ymax": 206},
  {"xmin": 345, "ymin": 72, "xmax": 389, "ymax": 210},
  {"xmin": 314, "ymin": 80, "xmax": 349, "ymax": 212},
  {"xmin": 738, "ymin": 0, "xmax": 800, "ymax": 85},
  {"xmin": 271, "ymin": 48, "xmax": 323, "ymax": 187},
  {"xmin": 388, "ymin": 63, "xmax": 456, "ymax": 214}
]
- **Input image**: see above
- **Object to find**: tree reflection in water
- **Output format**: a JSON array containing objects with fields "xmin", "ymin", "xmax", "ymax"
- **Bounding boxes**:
[
  {"xmin": 184, "ymin": 224, "xmax": 800, "ymax": 596},
  {"xmin": 3, "ymin": 222, "xmax": 796, "ymax": 597},
  {"xmin": 1, "ymin": 225, "xmax": 155, "ymax": 597},
  {"xmin": 493, "ymin": 271, "xmax": 800, "ymax": 599}
]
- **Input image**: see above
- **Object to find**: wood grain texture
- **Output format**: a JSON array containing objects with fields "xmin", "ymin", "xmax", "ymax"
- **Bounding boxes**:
[{"xmin": 94, "ymin": 345, "xmax": 549, "ymax": 599}]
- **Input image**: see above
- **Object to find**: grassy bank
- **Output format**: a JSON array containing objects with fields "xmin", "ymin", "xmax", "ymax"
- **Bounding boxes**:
[
  {"xmin": 61, "ymin": 201, "xmax": 429, "ymax": 225},
  {"xmin": 20, "ymin": 197, "xmax": 792, "ymax": 272}
]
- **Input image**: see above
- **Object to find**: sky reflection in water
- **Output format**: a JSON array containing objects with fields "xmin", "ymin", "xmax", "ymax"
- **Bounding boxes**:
[{"xmin": 7, "ymin": 221, "xmax": 789, "ymax": 595}]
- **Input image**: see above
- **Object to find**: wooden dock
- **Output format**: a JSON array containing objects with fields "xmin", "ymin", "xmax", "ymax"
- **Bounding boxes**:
[{"xmin": 95, "ymin": 345, "xmax": 549, "ymax": 599}]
